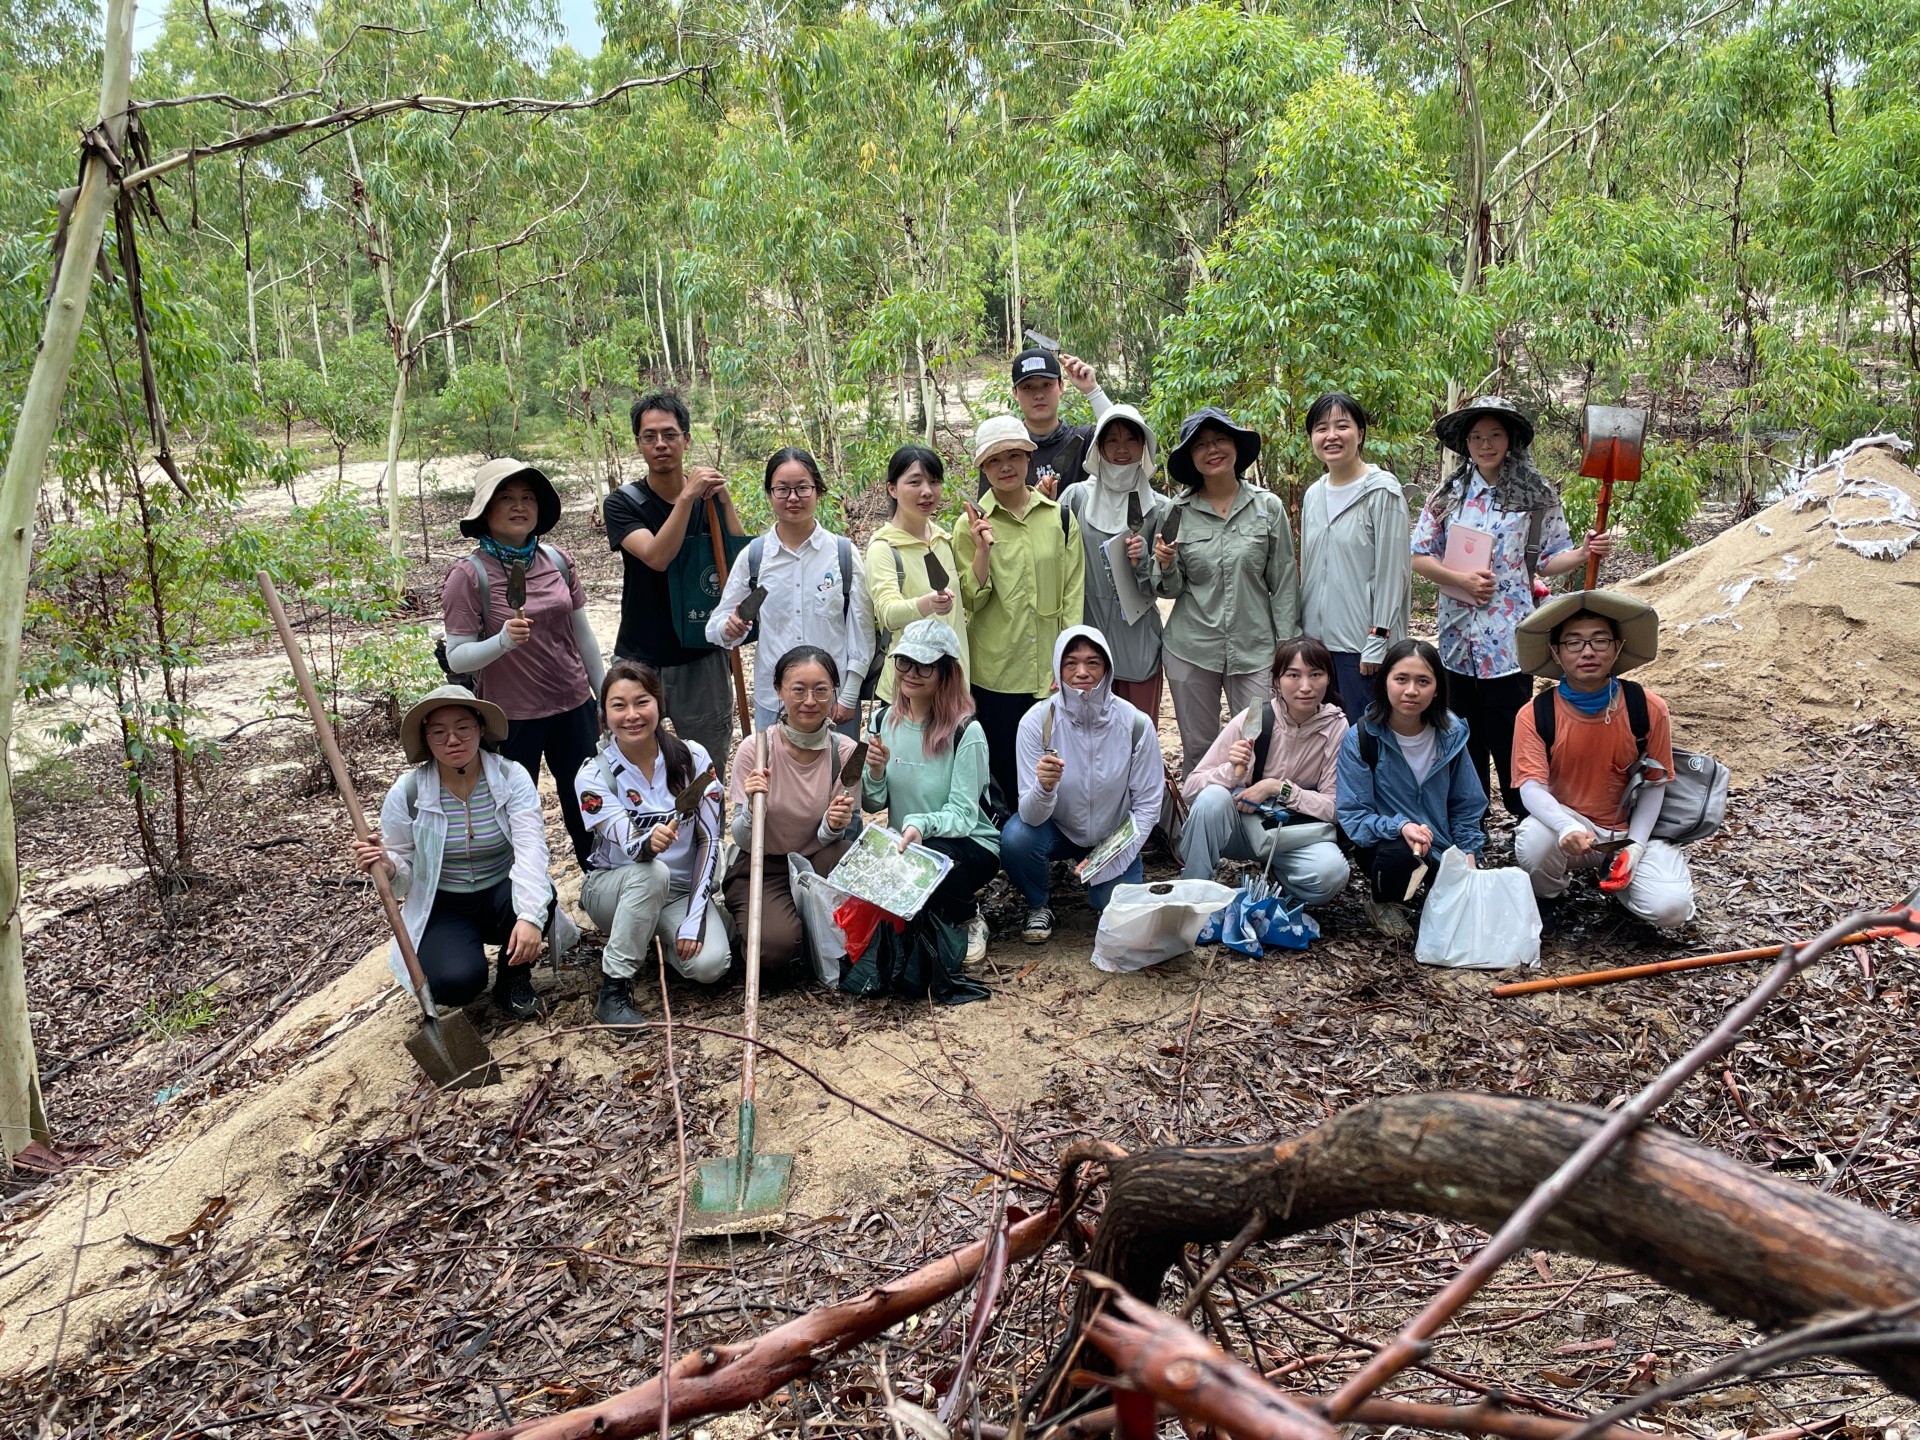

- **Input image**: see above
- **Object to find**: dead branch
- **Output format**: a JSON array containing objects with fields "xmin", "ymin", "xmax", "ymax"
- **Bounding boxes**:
[
  {"xmin": 1078, "ymin": 1275, "xmax": 1337, "ymax": 1440},
  {"xmin": 461, "ymin": 1206, "xmax": 1065, "ymax": 1440},
  {"xmin": 1015, "ymin": 1397, "xmax": 1673, "ymax": 1440},
  {"xmin": 1067, "ymin": 1092, "xmax": 1920, "ymax": 1403}
]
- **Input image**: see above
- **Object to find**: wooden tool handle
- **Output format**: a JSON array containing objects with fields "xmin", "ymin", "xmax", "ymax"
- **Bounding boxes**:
[
  {"xmin": 1493, "ymin": 928, "xmax": 1893, "ymax": 997},
  {"xmin": 257, "ymin": 571, "xmax": 438, "ymax": 1018},
  {"xmin": 707, "ymin": 494, "xmax": 753, "ymax": 737},
  {"xmin": 1583, "ymin": 479, "xmax": 1614, "ymax": 590},
  {"xmin": 741, "ymin": 728, "xmax": 767, "ymax": 1108}
]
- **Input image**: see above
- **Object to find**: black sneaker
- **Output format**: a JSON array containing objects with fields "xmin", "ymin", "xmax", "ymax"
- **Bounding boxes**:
[
  {"xmin": 1022, "ymin": 907, "xmax": 1055, "ymax": 944},
  {"xmin": 593, "ymin": 975, "xmax": 646, "ymax": 1031},
  {"xmin": 493, "ymin": 964, "xmax": 542, "ymax": 1021},
  {"xmin": 1538, "ymin": 897, "xmax": 1565, "ymax": 938}
]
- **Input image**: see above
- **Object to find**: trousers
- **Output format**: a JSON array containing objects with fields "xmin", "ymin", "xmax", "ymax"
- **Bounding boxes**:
[
  {"xmin": 999, "ymin": 815, "xmax": 1143, "ymax": 913},
  {"xmin": 1176, "ymin": 786, "xmax": 1350, "ymax": 904},
  {"xmin": 1514, "ymin": 817, "xmax": 1696, "ymax": 929},
  {"xmin": 650, "ymin": 649, "xmax": 737, "ymax": 784},
  {"xmin": 1444, "ymin": 668, "xmax": 1534, "ymax": 819},
  {"xmin": 1111, "ymin": 673, "xmax": 1164, "ymax": 730},
  {"xmin": 1327, "ymin": 651, "xmax": 1370, "ymax": 725},
  {"xmin": 1162, "ymin": 653, "xmax": 1269, "ymax": 778},
  {"xmin": 1354, "ymin": 836, "xmax": 1437, "ymax": 906},
  {"xmin": 500, "ymin": 697, "xmax": 600, "ymax": 867},
  {"xmin": 721, "ymin": 838, "xmax": 853, "ymax": 972},
  {"xmin": 581, "ymin": 862, "xmax": 732, "ymax": 984},
  {"xmin": 969, "ymin": 686, "xmax": 1036, "ymax": 820},
  {"xmin": 416, "ymin": 877, "xmax": 529, "ymax": 1006}
]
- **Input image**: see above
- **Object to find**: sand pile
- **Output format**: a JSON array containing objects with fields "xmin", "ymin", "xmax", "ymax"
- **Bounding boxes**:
[{"xmin": 1621, "ymin": 437, "xmax": 1920, "ymax": 779}]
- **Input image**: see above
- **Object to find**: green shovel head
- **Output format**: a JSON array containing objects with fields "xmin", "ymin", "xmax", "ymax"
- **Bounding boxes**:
[{"xmin": 686, "ymin": 1100, "xmax": 793, "ymax": 1236}]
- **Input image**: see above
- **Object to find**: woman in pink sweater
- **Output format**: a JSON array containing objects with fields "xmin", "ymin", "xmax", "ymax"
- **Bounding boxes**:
[{"xmin": 1178, "ymin": 635, "xmax": 1351, "ymax": 909}]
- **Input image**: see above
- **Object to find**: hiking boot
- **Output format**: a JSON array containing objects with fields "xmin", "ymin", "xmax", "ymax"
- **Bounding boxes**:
[
  {"xmin": 594, "ymin": 976, "xmax": 646, "ymax": 1031},
  {"xmin": 965, "ymin": 914, "xmax": 991, "ymax": 964},
  {"xmin": 1538, "ymin": 896, "xmax": 1565, "ymax": 938},
  {"xmin": 492, "ymin": 963, "xmax": 542, "ymax": 1021},
  {"xmin": 1022, "ymin": 907, "xmax": 1055, "ymax": 945},
  {"xmin": 1365, "ymin": 897, "xmax": 1415, "ymax": 940}
]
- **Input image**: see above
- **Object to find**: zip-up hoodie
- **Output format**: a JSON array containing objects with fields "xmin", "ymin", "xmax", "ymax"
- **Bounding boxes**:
[
  {"xmin": 1059, "ymin": 406, "xmax": 1168, "ymax": 683},
  {"xmin": 1013, "ymin": 625, "xmax": 1163, "ymax": 884},
  {"xmin": 1334, "ymin": 714, "xmax": 1486, "ymax": 858},
  {"xmin": 1300, "ymin": 465, "xmax": 1412, "ymax": 665},
  {"xmin": 1181, "ymin": 699, "xmax": 1347, "ymax": 822},
  {"xmin": 865, "ymin": 520, "xmax": 970, "ymax": 700}
]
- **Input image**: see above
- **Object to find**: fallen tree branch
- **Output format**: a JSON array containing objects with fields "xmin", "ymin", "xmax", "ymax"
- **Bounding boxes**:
[
  {"xmin": 1078, "ymin": 1275, "xmax": 1338, "ymax": 1440},
  {"xmin": 461, "ymin": 1205, "xmax": 1065, "ymax": 1440}
]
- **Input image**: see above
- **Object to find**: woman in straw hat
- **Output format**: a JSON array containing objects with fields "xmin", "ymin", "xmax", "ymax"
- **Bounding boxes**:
[
  {"xmin": 351, "ymin": 686, "xmax": 567, "ymax": 1021},
  {"xmin": 1410, "ymin": 397, "xmax": 1612, "ymax": 821},
  {"xmin": 443, "ymin": 458, "xmax": 606, "ymax": 867}
]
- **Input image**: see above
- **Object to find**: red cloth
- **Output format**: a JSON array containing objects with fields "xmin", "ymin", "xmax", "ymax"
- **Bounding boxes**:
[{"xmin": 835, "ymin": 895, "xmax": 904, "ymax": 962}]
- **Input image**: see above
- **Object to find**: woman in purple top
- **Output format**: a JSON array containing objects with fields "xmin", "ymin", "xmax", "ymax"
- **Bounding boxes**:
[
  {"xmin": 443, "ymin": 458, "xmax": 607, "ymax": 866},
  {"xmin": 1409, "ymin": 398, "xmax": 1610, "ymax": 820}
]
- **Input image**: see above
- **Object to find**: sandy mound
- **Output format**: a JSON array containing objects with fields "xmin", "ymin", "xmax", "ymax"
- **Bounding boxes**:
[{"xmin": 1621, "ymin": 438, "xmax": 1920, "ymax": 778}]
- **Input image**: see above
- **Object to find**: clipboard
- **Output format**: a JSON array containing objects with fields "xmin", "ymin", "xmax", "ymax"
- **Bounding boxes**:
[
  {"xmin": 1103, "ymin": 532, "xmax": 1154, "ymax": 625},
  {"xmin": 1437, "ymin": 523, "xmax": 1494, "ymax": 604}
]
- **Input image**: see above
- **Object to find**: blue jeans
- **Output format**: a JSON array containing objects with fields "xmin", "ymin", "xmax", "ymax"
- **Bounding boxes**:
[
  {"xmin": 1328, "ymin": 650, "xmax": 1370, "ymax": 724},
  {"xmin": 1000, "ymin": 815, "xmax": 1143, "ymax": 912}
]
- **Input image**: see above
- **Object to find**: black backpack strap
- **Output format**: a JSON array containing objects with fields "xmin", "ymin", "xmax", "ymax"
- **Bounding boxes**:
[
  {"xmin": 1524, "ymin": 507, "xmax": 1547, "ymax": 576},
  {"xmin": 1619, "ymin": 678, "xmax": 1651, "ymax": 759},
  {"xmin": 467, "ymin": 552, "xmax": 492, "ymax": 635},
  {"xmin": 746, "ymin": 535, "xmax": 764, "ymax": 590},
  {"xmin": 1532, "ymin": 690, "xmax": 1556, "ymax": 755},
  {"xmin": 1357, "ymin": 723, "xmax": 1378, "ymax": 768},
  {"xmin": 1249, "ymin": 701, "xmax": 1276, "ymax": 779},
  {"xmin": 836, "ymin": 535, "xmax": 855, "ymax": 618}
]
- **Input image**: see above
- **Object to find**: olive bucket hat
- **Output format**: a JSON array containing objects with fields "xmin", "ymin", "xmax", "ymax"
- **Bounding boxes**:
[
  {"xmin": 1433, "ymin": 395, "xmax": 1536, "ymax": 454},
  {"xmin": 459, "ymin": 457, "xmax": 562, "ymax": 540},
  {"xmin": 399, "ymin": 685, "xmax": 510, "ymax": 764},
  {"xmin": 1516, "ymin": 590, "xmax": 1659, "ymax": 680}
]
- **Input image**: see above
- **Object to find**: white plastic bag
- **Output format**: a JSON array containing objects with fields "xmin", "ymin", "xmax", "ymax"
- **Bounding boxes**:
[
  {"xmin": 1414, "ymin": 848, "xmax": 1541, "ymax": 971},
  {"xmin": 1092, "ymin": 879, "xmax": 1237, "ymax": 973},
  {"xmin": 788, "ymin": 853, "xmax": 850, "ymax": 986}
]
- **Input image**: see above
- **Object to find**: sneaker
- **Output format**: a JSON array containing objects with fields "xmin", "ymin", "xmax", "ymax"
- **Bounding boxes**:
[
  {"xmin": 965, "ymin": 914, "xmax": 990, "ymax": 964},
  {"xmin": 1022, "ymin": 907, "xmax": 1055, "ymax": 945},
  {"xmin": 492, "ymin": 964, "xmax": 542, "ymax": 1021},
  {"xmin": 1365, "ymin": 897, "xmax": 1415, "ymax": 940},
  {"xmin": 1538, "ymin": 896, "xmax": 1565, "ymax": 938},
  {"xmin": 593, "ymin": 976, "xmax": 646, "ymax": 1030}
]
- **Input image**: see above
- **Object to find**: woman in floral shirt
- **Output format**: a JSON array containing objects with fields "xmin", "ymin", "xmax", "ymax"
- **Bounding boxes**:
[{"xmin": 1410, "ymin": 397, "xmax": 1611, "ymax": 820}]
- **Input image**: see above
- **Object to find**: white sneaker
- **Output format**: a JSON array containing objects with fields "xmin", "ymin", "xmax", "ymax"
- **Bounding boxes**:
[{"xmin": 965, "ymin": 914, "xmax": 990, "ymax": 964}]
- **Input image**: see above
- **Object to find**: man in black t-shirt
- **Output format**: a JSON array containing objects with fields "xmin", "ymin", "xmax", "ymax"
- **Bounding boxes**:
[
  {"xmin": 604, "ymin": 392, "xmax": 747, "ymax": 779},
  {"xmin": 978, "ymin": 347, "xmax": 1112, "ymax": 498}
]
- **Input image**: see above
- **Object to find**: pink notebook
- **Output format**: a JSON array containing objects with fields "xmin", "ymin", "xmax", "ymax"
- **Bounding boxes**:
[{"xmin": 1437, "ymin": 523, "xmax": 1494, "ymax": 604}]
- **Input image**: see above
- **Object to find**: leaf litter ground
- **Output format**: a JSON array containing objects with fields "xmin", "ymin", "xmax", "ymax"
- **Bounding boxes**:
[{"xmin": 2, "ymin": 448, "xmax": 1919, "ymax": 1439}]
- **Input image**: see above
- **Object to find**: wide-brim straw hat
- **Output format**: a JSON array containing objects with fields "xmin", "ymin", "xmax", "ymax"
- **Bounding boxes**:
[
  {"xmin": 1517, "ymin": 590, "xmax": 1659, "ymax": 679},
  {"xmin": 1434, "ymin": 395, "xmax": 1535, "ymax": 454},
  {"xmin": 1166, "ymin": 407, "xmax": 1261, "ymax": 490},
  {"xmin": 399, "ymin": 685, "xmax": 510, "ymax": 764},
  {"xmin": 459, "ymin": 457, "xmax": 562, "ymax": 539}
]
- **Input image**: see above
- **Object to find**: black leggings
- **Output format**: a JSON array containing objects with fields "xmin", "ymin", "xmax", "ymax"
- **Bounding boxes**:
[
  {"xmin": 1354, "ymin": 837, "xmax": 1434, "ymax": 905},
  {"xmin": 969, "ymin": 687, "xmax": 1034, "ymax": 821},
  {"xmin": 1445, "ymin": 668, "xmax": 1533, "ymax": 820},
  {"xmin": 919, "ymin": 836, "xmax": 1001, "ymax": 927},
  {"xmin": 500, "ymin": 697, "xmax": 600, "ymax": 867},
  {"xmin": 417, "ymin": 878, "xmax": 519, "ymax": 1006}
]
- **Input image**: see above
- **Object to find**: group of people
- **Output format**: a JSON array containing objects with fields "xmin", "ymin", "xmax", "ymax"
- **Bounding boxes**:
[{"xmin": 350, "ymin": 355, "xmax": 1702, "ymax": 1023}]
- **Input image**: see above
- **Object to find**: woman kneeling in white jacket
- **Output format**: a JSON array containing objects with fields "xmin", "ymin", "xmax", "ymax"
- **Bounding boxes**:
[
  {"xmin": 1000, "ymin": 625, "xmax": 1164, "ymax": 944},
  {"xmin": 352, "ymin": 686, "xmax": 567, "ymax": 1022}
]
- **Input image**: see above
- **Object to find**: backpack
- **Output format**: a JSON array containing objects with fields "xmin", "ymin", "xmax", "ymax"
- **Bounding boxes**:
[
  {"xmin": 435, "ymin": 544, "xmax": 576, "ymax": 693},
  {"xmin": 1530, "ymin": 681, "xmax": 1729, "ymax": 845},
  {"xmin": 744, "ymin": 532, "xmax": 894, "ymax": 702}
]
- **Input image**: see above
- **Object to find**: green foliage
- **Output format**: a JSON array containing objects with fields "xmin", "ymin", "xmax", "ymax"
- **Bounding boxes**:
[
  {"xmin": 1150, "ymin": 74, "xmax": 1474, "ymax": 495},
  {"xmin": 1561, "ymin": 453, "xmax": 1702, "ymax": 564},
  {"xmin": 341, "ymin": 626, "xmax": 444, "ymax": 731},
  {"xmin": 433, "ymin": 361, "xmax": 517, "ymax": 456},
  {"xmin": 138, "ymin": 984, "xmax": 227, "ymax": 1041}
]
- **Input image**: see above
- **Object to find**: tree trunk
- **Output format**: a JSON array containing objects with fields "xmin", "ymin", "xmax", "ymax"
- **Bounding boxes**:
[
  {"xmin": 1062, "ymin": 1093, "xmax": 1920, "ymax": 1401},
  {"xmin": 380, "ymin": 354, "xmax": 412, "ymax": 573},
  {"xmin": 306, "ymin": 255, "xmax": 329, "ymax": 382},
  {"xmin": 442, "ymin": 265, "xmax": 458, "ymax": 378},
  {"xmin": 654, "ymin": 249, "xmax": 675, "ymax": 385},
  {"xmin": 0, "ymin": 0, "xmax": 135, "ymax": 1160},
  {"xmin": 240, "ymin": 155, "xmax": 262, "ymax": 394}
]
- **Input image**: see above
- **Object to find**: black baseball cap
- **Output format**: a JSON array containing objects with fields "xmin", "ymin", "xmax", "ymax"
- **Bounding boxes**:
[{"xmin": 1011, "ymin": 347, "xmax": 1062, "ymax": 386}]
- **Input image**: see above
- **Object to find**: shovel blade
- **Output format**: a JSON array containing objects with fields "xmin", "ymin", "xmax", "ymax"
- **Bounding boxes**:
[
  {"xmin": 405, "ymin": 1011, "xmax": 501, "ymax": 1090},
  {"xmin": 686, "ymin": 1152, "xmax": 794, "ymax": 1236}
]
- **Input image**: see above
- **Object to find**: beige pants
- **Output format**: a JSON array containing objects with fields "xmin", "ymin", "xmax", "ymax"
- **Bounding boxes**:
[
  {"xmin": 1514, "ymin": 817, "xmax": 1696, "ymax": 930},
  {"xmin": 582, "ymin": 863, "xmax": 733, "ymax": 984},
  {"xmin": 1164, "ymin": 652, "xmax": 1269, "ymax": 777}
]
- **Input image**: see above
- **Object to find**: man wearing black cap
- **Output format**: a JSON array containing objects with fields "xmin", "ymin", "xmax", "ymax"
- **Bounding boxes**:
[{"xmin": 981, "ymin": 346, "xmax": 1112, "ymax": 498}]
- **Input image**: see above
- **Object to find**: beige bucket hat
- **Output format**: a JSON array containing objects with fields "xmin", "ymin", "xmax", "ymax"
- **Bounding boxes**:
[
  {"xmin": 399, "ymin": 684, "xmax": 509, "ymax": 764},
  {"xmin": 459, "ymin": 458, "xmax": 562, "ymax": 539}
]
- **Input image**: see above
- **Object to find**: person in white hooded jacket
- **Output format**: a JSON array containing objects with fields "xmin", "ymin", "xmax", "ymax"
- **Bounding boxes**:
[
  {"xmin": 1000, "ymin": 625, "xmax": 1164, "ymax": 943},
  {"xmin": 1058, "ymin": 405, "xmax": 1172, "ymax": 722},
  {"xmin": 1178, "ymin": 636, "xmax": 1352, "ymax": 909},
  {"xmin": 1298, "ymin": 393, "xmax": 1411, "ymax": 723}
]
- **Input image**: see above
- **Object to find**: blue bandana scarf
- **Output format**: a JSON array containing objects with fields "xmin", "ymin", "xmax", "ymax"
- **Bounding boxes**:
[
  {"xmin": 479, "ymin": 534, "xmax": 538, "ymax": 567},
  {"xmin": 1558, "ymin": 677, "xmax": 1618, "ymax": 717}
]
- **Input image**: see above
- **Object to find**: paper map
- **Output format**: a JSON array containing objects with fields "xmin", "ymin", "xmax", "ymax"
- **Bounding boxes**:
[
  {"xmin": 1074, "ymin": 816, "xmax": 1139, "ymax": 882},
  {"xmin": 826, "ymin": 824, "xmax": 954, "ymax": 920}
]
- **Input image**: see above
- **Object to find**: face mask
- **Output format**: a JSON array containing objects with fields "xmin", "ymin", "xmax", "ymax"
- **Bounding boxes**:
[{"xmin": 1097, "ymin": 459, "xmax": 1148, "ymax": 491}]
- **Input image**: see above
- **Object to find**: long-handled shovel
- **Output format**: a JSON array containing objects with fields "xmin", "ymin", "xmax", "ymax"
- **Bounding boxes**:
[
  {"xmin": 688, "ymin": 726, "xmax": 793, "ymax": 1235},
  {"xmin": 258, "ymin": 572, "xmax": 501, "ymax": 1089}
]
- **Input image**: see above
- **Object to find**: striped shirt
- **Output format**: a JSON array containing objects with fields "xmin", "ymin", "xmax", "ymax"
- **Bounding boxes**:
[{"xmin": 437, "ymin": 774, "xmax": 514, "ymax": 892}]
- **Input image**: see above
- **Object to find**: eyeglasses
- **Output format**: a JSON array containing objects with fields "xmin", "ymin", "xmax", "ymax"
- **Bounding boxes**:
[
  {"xmin": 770, "ymin": 486, "xmax": 817, "ymax": 500},
  {"xmin": 638, "ymin": 429, "xmax": 684, "ymax": 444},
  {"xmin": 1555, "ymin": 634, "xmax": 1619, "ymax": 653},
  {"xmin": 782, "ymin": 683, "xmax": 835, "ymax": 702},
  {"xmin": 894, "ymin": 656, "xmax": 935, "ymax": 678}
]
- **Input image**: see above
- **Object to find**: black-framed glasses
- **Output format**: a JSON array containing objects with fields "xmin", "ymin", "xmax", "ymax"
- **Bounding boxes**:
[
  {"xmin": 769, "ymin": 485, "xmax": 817, "ymax": 501},
  {"xmin": 1555, "ymin": 634, "xmax": 1619, "ymax": 653},
  {"xmin": 894, "ymin": 655, "xmax": 935, "ymax": 678}
]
